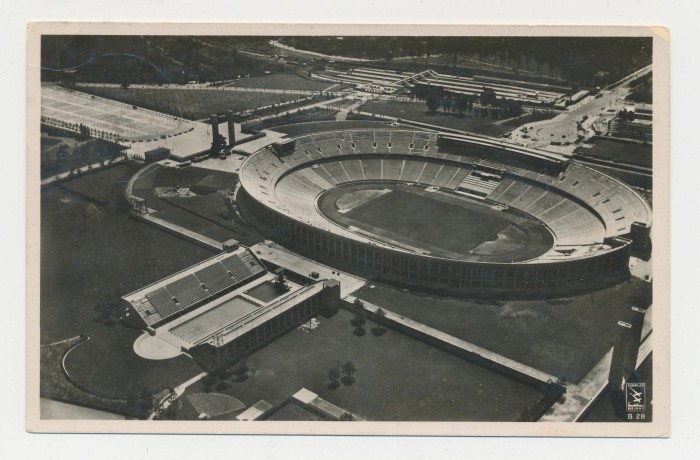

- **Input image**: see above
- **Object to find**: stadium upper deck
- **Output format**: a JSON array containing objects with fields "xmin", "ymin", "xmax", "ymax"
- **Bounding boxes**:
[{"xmin": 240, "ymin": 129, "xmax": 651, "ymax": 264}]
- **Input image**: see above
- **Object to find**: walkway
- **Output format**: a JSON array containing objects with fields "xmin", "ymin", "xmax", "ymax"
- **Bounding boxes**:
[
  {"xmin": 249, "ymin": 241, "xmax": 366, "ymax": 297},
  {"xmin": 136, "ymin": 213, "xmax": 224, "ymax": 251},
  {"xmin": 349, "ymin": 296, "xmax": 558, "ymax": 389},
  {"xmin": 269, "ymin": 40, "xmax": 378, "ymax": 63},
  {"xmin": 335, "ymin": 99, "xmax": 365, "ymax": 121}
]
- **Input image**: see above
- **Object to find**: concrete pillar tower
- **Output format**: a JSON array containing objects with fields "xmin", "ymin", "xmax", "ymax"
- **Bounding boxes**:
[
  {"xmin": 623, "ymin": 306, "xmax": 646, "ymax": 378},
  {"xmin": 609, "ymin": 320, "xmax": 633, "ymax": 390},
  {"xmin": 227, "ymin": 110, "xmax": 236, "ymax": 146},
  {"xmin": 210, "ymin": 114, "xmax": 219, "ymax": 141}
]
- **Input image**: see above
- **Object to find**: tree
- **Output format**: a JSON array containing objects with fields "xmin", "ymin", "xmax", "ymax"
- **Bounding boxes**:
[
  {"xmin": 328, "ymin": 367, "xmax": 341, "ymax": 389},
  {"xmin": 351, "ymin": 302, "xmax": 367, "ymax": 336},
  {"xmin": 210, "ymin": 133, "xmax": 227, "ymax": 156},
  {"xmin": 372, "ymin": 308, "xmax": 387, "ymax": 336},
  {"xmin": 127, "ymin": 388, "xmax": 154, "ymax": 419},
  {"xmin": 479, "ymin": 87, "xmax": 498, "ymax": 107},
  {"xmin": 231, "ymin": 355, "xmax": 249, "ymax": 382},
  {"xmin": 341, "ymin": 361, "xmax": 356, "ymax": 385},
  {"xmin": 454, "ymin": 94, "xmax": 469, "ymax": 116},
  {"xmin": 339, "ymin": 412, "xmax": 354, "ymax": 421},
  {"xmin": 425, "ymin": 94, "xmax": 440, "ymax": 114},
  {"xmin": 440, "ymin": 95, "xmax": 454, "ymax": 113},
  {"xmin": 157, "ymin": 399, "xmax": 186, "ymax": 420}
]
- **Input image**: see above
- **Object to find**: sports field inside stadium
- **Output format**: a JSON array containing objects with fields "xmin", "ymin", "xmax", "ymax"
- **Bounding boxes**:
[{"xmin": 318, "ymin": 182, "xmax": 553, "ymax": 262}]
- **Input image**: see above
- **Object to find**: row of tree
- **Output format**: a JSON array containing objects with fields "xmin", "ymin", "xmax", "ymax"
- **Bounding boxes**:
[
  {"xmin": 410, "ymin": 84, "xmax": 524, "ymax": 119},
  {"xmin": 328, "ymin": 361, "xmax": 357, "ymax": 389},
  {"xmin": 350, "ymin": 299, "xmax": 386, "ymax": 337}
]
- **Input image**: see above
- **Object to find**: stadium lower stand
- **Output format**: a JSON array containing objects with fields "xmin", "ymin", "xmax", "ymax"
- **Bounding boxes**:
[{"xmin": 238, "ymin": 129, "xmax": 652, "ymax": 297}]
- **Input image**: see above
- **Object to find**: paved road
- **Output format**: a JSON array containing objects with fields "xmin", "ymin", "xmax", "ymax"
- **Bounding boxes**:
[
  {"xmin": 269, "ymin": 40, "xmax": 378, "ymax": 63},
  {"xmin": 509, "ymin": 65, "xmax": 652, "ymax": 154}
]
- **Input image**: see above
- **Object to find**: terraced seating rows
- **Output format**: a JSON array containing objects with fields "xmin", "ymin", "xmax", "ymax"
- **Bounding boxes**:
[{"xmin": 242, "ymin": 130, "xmax": 650, "ymax": 255}]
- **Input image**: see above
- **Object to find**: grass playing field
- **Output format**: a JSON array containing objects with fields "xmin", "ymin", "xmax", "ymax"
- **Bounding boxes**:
[
  {"xmin": 76, "ymin": 86, "xmax": 306, "ymax": 120},
  {"xmin": 346, "ymin": 190, "xmax": 510, "ymax": 252},
  {"xmin": 227, "ymin": 73, "xmax": 333, "ymax": 92},
  {"xmin": 575, "ymin": 137, "xmax": 652, "ymax": 169},
  {"xmin": 318, "ymin": 183, "xmax": 553, "ymax": 263}
]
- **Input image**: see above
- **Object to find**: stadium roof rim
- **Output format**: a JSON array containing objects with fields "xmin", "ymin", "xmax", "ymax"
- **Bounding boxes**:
[
  {"xmin": 274, "ymin": 128, "xmax": 569, "ymax": 165},
  {"xmin": 239, "ymin": 128, "xmax": 650, "ymax": 265},
  {"xmin": 436, "ymin": 132, "xmax": 570, "ymax": 164}
]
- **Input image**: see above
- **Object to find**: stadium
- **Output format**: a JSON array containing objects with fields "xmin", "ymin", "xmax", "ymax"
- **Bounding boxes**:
[
  {"xmin": 37, "ymin": 35, "xmax": 658, "ymax": 423},
  {"xmin": 238, "ymin": 128, "xmax": 652, "ymax": 297}
]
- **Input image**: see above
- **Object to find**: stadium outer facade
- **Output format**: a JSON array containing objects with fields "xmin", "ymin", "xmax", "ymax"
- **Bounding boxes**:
[{"xmin": 237, "ymin": 128, "xmax": 652, "ymax": 298}]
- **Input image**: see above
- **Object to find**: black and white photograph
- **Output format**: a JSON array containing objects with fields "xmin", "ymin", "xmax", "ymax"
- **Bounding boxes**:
[{"xmin": 25, "ymin": 23, "xmax": 669, "ymax": 436}]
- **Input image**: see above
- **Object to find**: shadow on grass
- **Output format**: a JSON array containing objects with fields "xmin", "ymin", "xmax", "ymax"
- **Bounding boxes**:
[
  {"xmin": 371, "ymin": 327, "xmax": 386, "ymax": 337},
  {"xmin": 353, "ymin": 327, "xmax": 366, "ymax": 337},
  {"xmin": 341, "ymin": 376, "xmax": 355, "ymax": 386}
]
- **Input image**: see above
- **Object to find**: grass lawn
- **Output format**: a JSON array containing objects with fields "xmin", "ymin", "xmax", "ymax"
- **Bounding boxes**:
[
  {"xmin": 41, "ymin": 137, "xmax": 125, "ymax": 179},
  {"xmin": 77, "ymin": 87, "xmax": 305, "ymax": 120},
  {"xmin": 354, "ymin": 276, "xmax": 650, "ymax": 384},
  {"xmin": 575, "ymin": 137, "xmax": 652, "ymax": 169},
  {"xmin": 499, "ymin": 110, "xmax": 561, "ymax": 129},
  {"xmin": 40, "ymin": 337, "xmax": 130, "ymax": 416},
  {"xmin": 227, "ymin": 73, "xmax": 332, "ymax": 92},
  {"xmin": 133, "ymin": 165, "xmax": 258, "ymax": 243},
  {"xmin": 359, "ymin": 100, "xmax": 537, "ymax": 137},
  {"xmin": 270, "ymin": 120, "xmax": 413, "ymax": 137},
  {"xmin": 259, "ymin": 107, "xmax": 337, "ymax": 130},
  {"xmin": 184, "ymin": 309, "xmax": 543, "ymax": 421},
  {"xmin": 326, "ymin": 98, "xmax": 362, "ymax": 109},
  {"xmin": 60, "ymin": 162, "xmax": 142, "ymax": 204},
  {"xmin": 266, "ymin": 402, "xmax": 325, "ymax": 421},
  {"xmin": 41, "ymin": 181, "xmax": 212, "ymax": 397}
]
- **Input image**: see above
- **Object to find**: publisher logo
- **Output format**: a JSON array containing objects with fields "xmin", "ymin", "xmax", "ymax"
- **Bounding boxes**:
[{"xmin": 626, "ymin": 382, "xmax": 646, "ymax": 413}]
